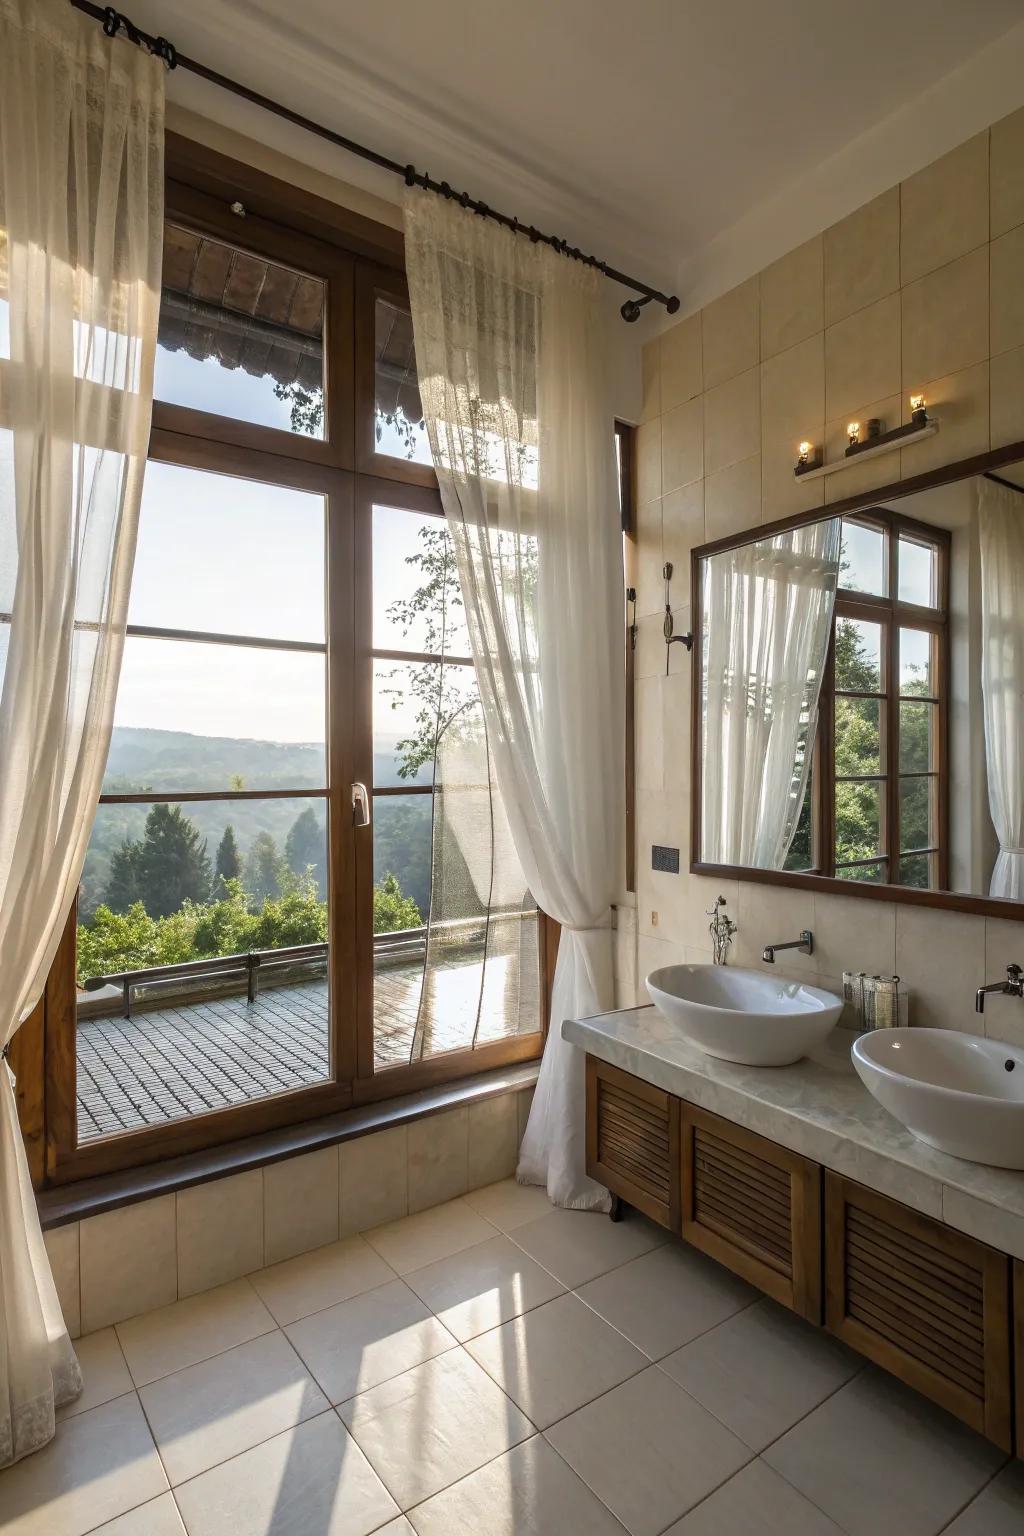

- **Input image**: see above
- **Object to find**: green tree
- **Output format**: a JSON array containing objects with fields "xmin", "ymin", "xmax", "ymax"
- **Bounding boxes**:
[
  {"xmin": 244, "ymin": 831, "xmax": 287, "ymax": 904},
  {"xmin": 106, "ymin": 804, "xmax": 211, "ymax": 920},
  {"xmin": 284, "ymin": 807, "xmax": 326, "ymax": 896},
  {"xmin": 373, "ymin": 872, "xmax": 422, "ymax": 934},
  {"xmin": 214, "ymin": 824, "xmax": 241, "ymax": 895},
  {"xmin": 105, "ymin": 839, "xmax": 144, "ymax": 913}
]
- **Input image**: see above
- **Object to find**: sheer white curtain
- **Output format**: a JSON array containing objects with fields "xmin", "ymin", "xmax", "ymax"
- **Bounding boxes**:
[
  {"xmin": 701, "ymin": 520, "xmax": 840, "ymax": 868},
  {"xmin": 978, "ymin": 477, "xmax": 1024, "ymax": 900},
  {"xmin": 0, "ymin": 0, "xmax": 163, "ymax": 1466},
  {"xmin": 404, "ymin": 188, "xmax": 623, "ymax": 1209}
]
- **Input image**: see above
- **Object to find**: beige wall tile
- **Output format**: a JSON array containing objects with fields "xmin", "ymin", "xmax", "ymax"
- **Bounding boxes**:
[
  {"xmin": 636, "ymin": 789, "xmax": 689, "ymax": 938},
  {"xmin": 980, "ymin": 916, "xmax": 1024, "ymax": 1048},
  {"xmin": 339, "ymin": 1124, "xmax": 408, "ymax": 1237},
  {"xmin": 895, "ymin": 903, "xmax": 985, "ymax": 1031},
  {"xmin": 760, "ymin": 236, "xmax": 823, "ymax": 359},
  {"xmin": 704, "ymin": 454, "xmax": 761, "ymax": 543},
  {"xmin": 899, "ymin": 361, "xmax": 989, "ymax": 478},
  {"xmin": 662, "ymin": 665, "xmax": 691, "ymax": 805},
  {"xmin": 990, "ymin": 104, "xmax": 1024, "ymax": 239},
  {"xmin": 662, "ymin": 480, "xmax": 705, "ymax": 581},
  {"xmin": 823, "ymin": 394, "xmax": 901, "ymax": 504},
  {"xmin": 812, "ymin": 893, "xmax": 896, "ymax": 993},
  {"xmin": 732, "ymin": 882, "xmax": 815, "ymax": 976},
  {"xmin": 636, "ymin": 417, "xmax": 662, "ymax": 505},
  {"xmin": 703, "ymin": 364, "xmax": 760, "ymax": 476},
  {"xmin": 635, "ymin": 675, "xmax": 665, "ymax": 793},
  {"xmin": 468, "ymin": 1094, "xmax": 519, "ymax": 1188},
  {"xmin": 517, "ymin": 1087, "xmax": 534, "ymax": 1143},
  {"xmin": 81, "ymin": 1194, "xmax": 177, "ymax": 1331},
  {"xmin": 660, "ymin": 311, "xmax": 702, "ymax": 410},
  {"xmin": 825, "ymin": 294, "xmax": 900, "ymax": 422},
  {"xmin": 661, "ymin": 396, "xmax": 703, "ymax": 493},
  {"xmin": 901, "ymin": 245, "xmax": 988, "ymax": 387},
  {"xmin": 991, "ymin": 223, "xmax": 1024, "ymax": 356},
  {"xmin": 408, "ymin": 1105, "xmax": 469, "ymax": 1213},
  {"xmin": 641, "ymin": 338, "xmax": 661, "ymax": 424},
  {"xmin": 824, "ymin": 187, "xmax": 899, "ymax": 327},
  {"xmin": 702, "ymin": 277, "xmax": 759, "ymax": 389},
  {"xmin": 900, "ymin": 133, "xmax": 989, "ymax": 285},
  {"xmin": 177, "ymin": 1170, "xmax": 263, "ymax": 1299},
  {"xmin": 991, "ymin": 345, "xmax": 1024, "ymax": 448},
  {"xmin": 634, "ymin": 495, "xmax": 663, "ymax": 619},
  {"xmin": 638, "ymin": 933, "xmax": 688, "ymax": 982},
  {"xmin": 263, "ymin": 1147, "xmax": 339, "ymax": 1267},
  {"xmin": 45, "ymin": 1222, "xmax": 81, "ymax": 1340},
  {"xmin": 760, "ymin": 333, "xmax": 825, "ymax": 520},
  {"xmin": 634, "ymin": 611, "xmax": 666, "ymax": 680}
]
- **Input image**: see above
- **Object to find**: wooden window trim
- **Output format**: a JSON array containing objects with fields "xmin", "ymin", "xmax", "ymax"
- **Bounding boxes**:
[{"xmin": 617, "ymin": 420, "xmax": 637, "ymax": 895}]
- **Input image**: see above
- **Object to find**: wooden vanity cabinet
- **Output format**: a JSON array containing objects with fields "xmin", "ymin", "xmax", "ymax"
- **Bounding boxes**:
[
  {"xmin": 680, "ymin": 1103, "xmax": 822, "ymax": 1322},
  {"xmin": 825, "ymin": 1174, "xmax": 1013, "ymax": 1451},
  {"xmin": 1015, "ymin": 1262, "xmax": 1024, "ymax": 1459},
  {"xmin": 585, "ymin": 1056, "xmax": 680, "ymax": 1230}
]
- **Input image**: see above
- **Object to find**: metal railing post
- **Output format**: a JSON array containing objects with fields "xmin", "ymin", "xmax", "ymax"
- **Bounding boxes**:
[{"xmin": 247, "ymin": 951, "xmax": 260, "ymax": 1004}]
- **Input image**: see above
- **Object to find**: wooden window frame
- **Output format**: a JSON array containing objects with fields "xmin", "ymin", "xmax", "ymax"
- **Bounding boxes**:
[
  {"xmin": 814, "ymin": 508, "xmax": 950, "ymax": 889},
  {"xmin": 617, "ymin": 420, "xmax": 637, "ymax": 895},
  {"xmin": 32, "ymin": 138, "xmax": 549, "ymax": 1187}
]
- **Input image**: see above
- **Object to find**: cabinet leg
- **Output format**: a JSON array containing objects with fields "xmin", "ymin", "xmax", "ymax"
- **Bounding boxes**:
[{"xmin": 609, "ymin": 1194, "xmax": 623, "ymax": 1223}]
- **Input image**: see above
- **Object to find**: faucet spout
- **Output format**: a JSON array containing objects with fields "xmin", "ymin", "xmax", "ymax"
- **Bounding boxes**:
[
  {"xmin": 762, "ymin": 930, "xmax": 814, "ymax": 965},
  {"xmin": 976, "ymin": 962, "xmax": 1024, "ymax": 1014}
]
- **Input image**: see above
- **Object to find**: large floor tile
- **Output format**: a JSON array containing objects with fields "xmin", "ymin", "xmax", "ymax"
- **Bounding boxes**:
[
  {"xmin": 249, "ymin": 1235, "xmax": 395, "ymax": 1327},
  {"xmin": 338, "ymin": 1347, "xmax": 533, "ymax": 1508},
  {"xmin": 403, "ymin": 1233, "xmax": 564, "ymax": 1342},
  {"xmin": 509, "ymin": 1206, "xmax": 666, "ymax": 1289},
  {"xmin": 363, "ymin": 1198, "xmax": 497, "ymax": 1276},
  {"xmin": 660, "ymin": 1298, "xmax": 860, "ymax": 1450},
  {"xmin": 139, "ymin": 1329, "xmax": 328, "ymax": 1486},
  {"xmin": 664, "ymin": 1458, "xmax": 845, "ymax": 1535},
  {"xmin": 577, "ymin": 1242, "xmax": 757, "ymax": 1360},
  {"xmin": 88, "ymin": 1493, "xmax": 186, "ymax": 1535},
  {"xmin": 407, "ymin": 1434, "xmax": 627, "ymax": 1535},
  {"xmin": 464, "ymin": 1179, "xmax": 553, "ymax": 1232},
  {"xmin": 285, "ymin": 1278, "xmax": 456, "ymax": 1404},
  {"xmin": 0, "ymin": 1393, "xmax": 167, "ymax": 1536},
  {"xmin": 466, "ymin": 1292, "xmax": 647, "ymax": 1429},
  {"xmin": 763, "ymin": 1368, "xmax": 1006, "ymax": 1536},
  {"xmin": 57, "ymin": 1328, "xmax": 133, "ymax": 1420},
  {"xmin": 116, "ymin": 1279, "xmax": 275, "ymax": 1388},
  {"xmin": 172, "ymin": 1411, "xmax": 399, "ymax": 1536},
  {"xmin": 546, "ymin": 1365, "xmax": 751, "ymax": 1536},
  {"xmin": 939, "ymin": 1460, "xmax": 1024, "ymax": 1534}
]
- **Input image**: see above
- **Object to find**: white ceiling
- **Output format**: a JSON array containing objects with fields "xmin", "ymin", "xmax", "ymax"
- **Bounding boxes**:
[{"xmin": 126, "ymin": 0, "xmax": 1023, "ymax": 304}]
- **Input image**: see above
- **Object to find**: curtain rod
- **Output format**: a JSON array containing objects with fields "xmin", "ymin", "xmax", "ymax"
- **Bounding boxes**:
[
  {"xmin": 70, "ymin": 2, "xmax": 680, "ymax": 322},
  {"xmin": 984, "ymin": 471, "xmax": 1024, "ymax": 495}
]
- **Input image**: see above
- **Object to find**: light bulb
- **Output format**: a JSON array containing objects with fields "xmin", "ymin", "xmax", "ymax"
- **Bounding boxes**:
[
  {"xmin": 848, "ymin": 422, "xmax": 860, "ymax": 445},
  {"xmin": 798, "ymin": 441, "xmax": 811, "ymax": 462}
]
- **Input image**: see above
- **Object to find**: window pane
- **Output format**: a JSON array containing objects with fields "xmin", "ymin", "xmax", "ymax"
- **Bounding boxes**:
[
  {"xmin": 373, "ymin": 659, "xmax": 479, "ymax": 789},
  {"xmin": 835, "ymin": 696, "xmax": 882, "ymax": 775},
  {"xmin": 899, "ymin": 851, "xmax": 937, "ymax": 889},
  {"xmin": 372, "ymin": 792, "xmax": 431, "ymax": 1070},
  {"xmin": 900, "ymin": 775, "xmax": 937, "ymax": 852},
  {"xmin": 835, "ymin": 779, "xmax": 884, "ymax": 865},
  {"xmin": 373, "ymin": 504, "xmax": 470, "ymax": 656},
  {"xmin": 375, "ymin": 297, "xmax": 431, "ymax": 465},
  {"xmin": 156, "ymin": 224, "xmax": 324, "ymax": 438},
  {"xmin": 783, "ymin": 771, "xmax": 814, "ymax": 872},
  {"xmin": 898, "ymin": 534, "xmax": 938, "ymax": 607},
  {"xmin": 836, "ymin": 860, "xmax": 886, "ymax": 884},
  {"xmin": 840, "ymin": 520, "xmax": 885, "ymax": 595},
  {"xmin": 899, "ymin": 627, "xmax": 936, "ymax": 696},
  {"xmin": 834, "ymin": 617, "xmax": 882, "ymax": 692},
  {"xmin": 107, "ymin": 638, "xmax": 326, "ymax": 792},
  {"xmin": 900, "ymin": 701, "xmax": 937, "ymax": 773},
  {"xmin": 130, "ymin": 462, "xmax": 326, "ymax": 642},
  {"xmin": 76, "ymin": 797, "xmax": 329, "ymax": 1141}
]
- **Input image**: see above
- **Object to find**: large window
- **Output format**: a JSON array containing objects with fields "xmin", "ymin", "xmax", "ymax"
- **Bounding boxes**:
[
  {"xmin": 40, "ymin": 147, "xmax": 547, "ymax": 1181},
  {"xmin": 796, "ymin": 510, "xmax": 949, "ymax": 888}
]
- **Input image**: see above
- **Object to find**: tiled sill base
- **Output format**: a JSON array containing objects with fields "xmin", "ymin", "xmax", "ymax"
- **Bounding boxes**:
[
  {"xmin": 9, "ymin": 1183, "xmax": 1023, "ymax": 1536},
  {"xmin": 43, "ymin": 1084, "xmax": 535, "ymax": 1339}
]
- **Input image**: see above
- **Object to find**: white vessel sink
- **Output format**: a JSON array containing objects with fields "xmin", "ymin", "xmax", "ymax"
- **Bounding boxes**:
[
  {"xmin": 853, "ymin": 1028, "xmax": 1024, "ymax": 1169},
  {"xmin": 645, "ymin": 965, "xmax": 843, "ymax": 1066}
]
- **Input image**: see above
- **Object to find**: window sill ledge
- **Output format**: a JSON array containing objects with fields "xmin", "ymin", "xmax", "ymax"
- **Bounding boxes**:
[{"xmin": 37, "ymin": 1060, "xmax": 539, "ymax": 1231}]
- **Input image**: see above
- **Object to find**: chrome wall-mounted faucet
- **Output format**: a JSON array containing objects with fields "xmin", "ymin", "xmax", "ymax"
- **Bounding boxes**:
[
  {"xmin": 976, "ymin": 962, "xmax": 1024, "ymax": 1014},
  {"xmin": 762, "ymin": 930, "xmax": 814, "ymax": 964}
]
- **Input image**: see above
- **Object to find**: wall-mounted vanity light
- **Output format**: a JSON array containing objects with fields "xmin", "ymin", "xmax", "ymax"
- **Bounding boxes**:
[
  {"xmin": 662, "ymin": 562, "xmax": 693, "ymax": 675},
  {"xmin": 794, "ymin": 397, "xmax": 939, "ymax": 482}
]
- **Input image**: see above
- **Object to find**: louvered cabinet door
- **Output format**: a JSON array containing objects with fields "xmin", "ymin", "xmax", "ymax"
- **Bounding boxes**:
[
  {"xmin": 585, "ymin": 1057, "xmax": 680, "ymax": 1230},
  {"xmin": 681, "ymin": 1103, "xmax": 822, "ymax": 1321},
  {"xmin": 825, "ymin": 1174, "xmax": 1013, "ymax": 1451}
]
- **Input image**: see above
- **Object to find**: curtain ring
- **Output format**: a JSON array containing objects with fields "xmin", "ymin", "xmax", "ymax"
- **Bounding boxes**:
[
  {"xmin": 156, "ymin": 37, "xmax": 177, "ymax": 69},
  {"xmin": 102, "ymin": 7, "xmax": 121, "ymax": 37},
  {"xmin": 404, "ymin": 164, "xmax": 417, "ymax": 187}
]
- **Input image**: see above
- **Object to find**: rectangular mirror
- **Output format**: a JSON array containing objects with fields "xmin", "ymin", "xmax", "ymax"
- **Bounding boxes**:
[{"xmin": 692, "ymin": 447, "xmax": 1024, "ymax": 915}]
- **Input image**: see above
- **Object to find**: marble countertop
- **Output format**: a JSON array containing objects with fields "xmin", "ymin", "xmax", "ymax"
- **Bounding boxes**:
[{"xmin": 563, "ymin": 1006, "xmax": 1024, "ymax": 1262}]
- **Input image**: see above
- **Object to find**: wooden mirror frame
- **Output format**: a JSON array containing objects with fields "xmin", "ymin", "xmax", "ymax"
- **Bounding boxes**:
[{"xmin": 689, "ymin": 438, "xmax": 1024, "ymax": 921}]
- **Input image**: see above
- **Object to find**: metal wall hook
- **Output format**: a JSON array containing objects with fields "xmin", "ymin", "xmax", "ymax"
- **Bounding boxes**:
[{"xmin": 662, "ymin": 562, "xmax": 693, "ymax": 674}]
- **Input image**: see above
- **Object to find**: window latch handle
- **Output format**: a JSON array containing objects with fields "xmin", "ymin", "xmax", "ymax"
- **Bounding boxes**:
[{"xmin": 351, "ymin": 783, "xmax": 371, "ymax": 828}]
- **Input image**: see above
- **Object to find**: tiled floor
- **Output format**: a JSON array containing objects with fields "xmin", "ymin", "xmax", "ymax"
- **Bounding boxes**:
[
  {"xmin": 77, "ymin": 943, "xmax": 533, "ymax": 1138},
  {"xmin": 5, "ymin": 1183, "xmax": 1023, "ymax": 1535}
]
